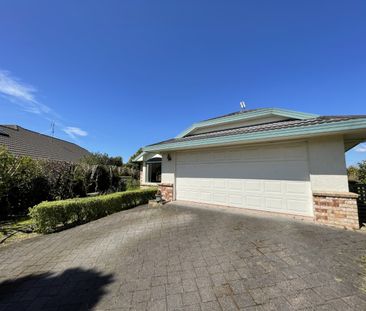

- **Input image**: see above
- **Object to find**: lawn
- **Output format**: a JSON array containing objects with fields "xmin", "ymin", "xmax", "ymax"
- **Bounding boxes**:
[{"xmin": 0, "ymin": 217, "xmax": 38, "ymax": 246}]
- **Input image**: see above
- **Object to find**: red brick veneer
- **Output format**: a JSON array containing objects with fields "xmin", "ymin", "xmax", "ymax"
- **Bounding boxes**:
[
  {"xmin": 158, "ymin": 183, "xmax": 174, "ymax": 202},
  {"xmin": 313, "ymin": 192, "xmax": 359, "ymax": 230}
]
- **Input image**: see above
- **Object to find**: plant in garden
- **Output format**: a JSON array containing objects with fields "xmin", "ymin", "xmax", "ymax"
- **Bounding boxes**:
[
  {"xmin": 0, "ymin": 147, "xmax": 139, "ymax": 219},
  {"xmin": 94, "ymin": 165, "xmax": 111, "ymax": 192},
  {"xmin": 0, "ymin": 147, "xmax": 42, "ymax": 218},
  {"xmin": 29, "ymin": 188, "xmax": 156, "ymax": 233}
]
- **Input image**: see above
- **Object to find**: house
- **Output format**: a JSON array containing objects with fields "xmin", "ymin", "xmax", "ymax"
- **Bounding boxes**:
[
  {"xmin": 135, "ymin": 108, "xmax": 366, "ymax": 229},
  {"xmin": 0, "ymin": 125, "xmax": 90, "ymax": 162}
]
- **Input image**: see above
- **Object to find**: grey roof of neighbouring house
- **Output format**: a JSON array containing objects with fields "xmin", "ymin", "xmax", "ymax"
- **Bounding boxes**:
[
  {"xmin": 0, "ymin": 125, "xmax": 90, "ymax": 162},
  {"xmin": 147, "ymin": 115, "xmax": 366, "ymax": 147}
]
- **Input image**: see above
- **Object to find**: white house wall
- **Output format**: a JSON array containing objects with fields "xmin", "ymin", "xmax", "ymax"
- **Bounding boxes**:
[
  {"xmin": 161, "ymin": 152, "xmax": 176, "ymax": 184},
  {"xmin": 307, "ymin": 136, "xmax": 349, "ymax": 192}
]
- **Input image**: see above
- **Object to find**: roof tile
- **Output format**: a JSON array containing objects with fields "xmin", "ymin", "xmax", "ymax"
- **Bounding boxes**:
[
  {"xmin": 148, "ymin": 115, "xmax": 366, "ymax": 147},
  {"xmin": 0, "ymin": 125, "xmax": 90, "ymax": 162}
]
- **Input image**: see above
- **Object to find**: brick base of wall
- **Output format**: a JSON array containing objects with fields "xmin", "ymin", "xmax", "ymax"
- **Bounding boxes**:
[
  {"xmin": 313, "ymin": 191, "xmax": 359, "ymax": 230},
  {"xmin": 158, "ymin": 183, "xmax": 174, "ymax": 202}
]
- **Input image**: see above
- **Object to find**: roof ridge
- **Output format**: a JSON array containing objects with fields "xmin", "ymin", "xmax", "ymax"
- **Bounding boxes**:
[
  {"xmin": 0, "ymin": 124, "xmax": 89, "ymax": 152},
  {"xmin": 201, "ymin": 108, "xmax": 269, "ymax": 122}
]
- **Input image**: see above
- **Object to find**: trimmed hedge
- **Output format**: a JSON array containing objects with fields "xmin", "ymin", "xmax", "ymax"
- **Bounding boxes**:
[{"xmin": 29, "ymin": 188, "xmax": 156, "ymax": 233}]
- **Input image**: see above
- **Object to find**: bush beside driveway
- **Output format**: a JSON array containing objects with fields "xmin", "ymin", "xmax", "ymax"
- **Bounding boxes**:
[
  {"xmin": 0, "ymin": 201, "xmax": 366, "ymax": 310},
  {"xmin": 29, "ymin": 188, "xmax": 156, "ymax": 233}
]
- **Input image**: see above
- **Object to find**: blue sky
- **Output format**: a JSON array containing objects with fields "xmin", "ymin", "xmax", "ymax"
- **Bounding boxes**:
[{"xmin": 0, "ymin": 0, "xmax": 365, "ymax": 165}]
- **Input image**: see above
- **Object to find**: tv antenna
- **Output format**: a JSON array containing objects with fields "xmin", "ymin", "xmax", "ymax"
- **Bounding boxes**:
[{"xmin": 240, "ymin": 101, "xmax": 246, "ymax": 111}]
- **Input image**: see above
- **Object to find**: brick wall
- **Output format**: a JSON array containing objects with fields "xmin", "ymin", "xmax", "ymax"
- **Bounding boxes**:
[
  {"xmin": 313, "ymin": 192, "xmax": 359, "ymax": 230},
  {"xmin": 158, "ymin": 183, "xmax": 174, "ymax": 202}
]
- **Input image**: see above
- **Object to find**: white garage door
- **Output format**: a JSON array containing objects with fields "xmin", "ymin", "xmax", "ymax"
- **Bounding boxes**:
[{"xmin": 175, "ymin": 142, "xmax": 313, "ymax": 216}]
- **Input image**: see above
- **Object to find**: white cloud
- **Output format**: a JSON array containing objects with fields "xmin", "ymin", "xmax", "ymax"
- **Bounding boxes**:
[
  {"xmin": 355, "ymin": 143, "xmax": 366, "ymax": 152},
  {"xmin": 63, "ymin": 127, "xmax": 88, "ymax": 139},
  {"xmin": 1, "ymin": 69, "xmax": 88, "ymax": 142},
  {"xmin": 0, "ymin": 70, "xmax": 51, "ymax": 114}
]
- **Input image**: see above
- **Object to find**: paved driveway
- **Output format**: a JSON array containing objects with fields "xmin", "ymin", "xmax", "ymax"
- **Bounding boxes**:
[{"xmin": 0, "ymin": 201, "xmax": 366, "ymax": 311}]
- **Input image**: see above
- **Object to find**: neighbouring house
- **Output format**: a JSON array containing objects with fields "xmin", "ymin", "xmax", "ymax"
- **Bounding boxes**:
[
  {"xmin": 0, "ymin": 125, "xmax": 90, "ymax": 162},
  {"xmin": 134, "ymin": 108, "xmax": 366, "ymax": 229}
]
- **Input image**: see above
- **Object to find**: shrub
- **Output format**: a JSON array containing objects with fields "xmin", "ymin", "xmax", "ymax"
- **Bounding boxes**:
[
  {"xmin": 0, "ymin": 147, "xmax": 140, "ymax": 219},
  {"xmin": 29, "ymin": 188, "xmax": 157, "ymax": 233},
  {"xmin": 94, "ymin": 166, "xmax": 110, "ymax": 192},
  {"xmin": 31, "ymin": 176, "xmax": 51, "ymax": 204},
  {"xmin": 0, "ymin": 147, "xmax": 42, "ymax": 218},
  {"xmin": 40, "ymin": 160, "xmax": 77, "ymax": 200},
  {"xmin": 126, "ymin": 177, "xmax": 140, "ymax": 190}
]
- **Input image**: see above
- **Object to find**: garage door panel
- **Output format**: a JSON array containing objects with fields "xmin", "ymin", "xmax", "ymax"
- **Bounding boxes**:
[
  {"xmin": 212, "ymin": 193, "xmax": 227, "ymax": 204},
  {"xmin": 228, "ymin": 194, "xmax": 243, "ymax": 205},
  {"xmin": 200, "ymin": 192, "xmax": 212, "ymax": 202},
  {"xmin": 246, "ymin": 196, "xmax": 264, "ymax": 208},
  {"xmin": 228, "ymin": 180, "xmax": 243, "ymax": 190},
  {"xmin": 265, "ymin": 198, "xmax": 284, "ymax": 210},
  {"xmin": 176, "ymin": 143, "xmax": 313, "ymax": 216},
  {"xmin": 264, "ymin": 181, "xmax": 282, "ymax": 193},
  {"xmin": 194, "ymin": 179, "xmax": 208, "ymax": 189},
  {"xmin": 245, "ymin": 180, "xmax": 263, "ymax": 192},
  {"xmin": 213, "ymin": 180, "xmax": 226, "ymax": 190}
]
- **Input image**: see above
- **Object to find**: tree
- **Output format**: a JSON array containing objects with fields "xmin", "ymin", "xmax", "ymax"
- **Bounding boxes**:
[
  {"xmin": 347, "ymin": 165, "xmax": 359, "ymax": 181},
  {"xmin": 128, "ymin": 148, "xmax": 143, "ymax": 164},
  {"xmin": 80, "ymin": 152, "xmax": 123, "ymax": 167},
  {"xmin": 347, "ymin": 160, "xmax": 366, "ymax": 183},
  {"xmin": 358, "ymin": 160, "xmax": 366, "ymax": 183},
  {"xmin": 108, "ymin": 156, "xmax": 123, "ymax": 167}
]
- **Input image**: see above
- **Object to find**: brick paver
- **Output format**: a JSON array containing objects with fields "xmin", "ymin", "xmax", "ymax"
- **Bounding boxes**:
[{"xmin": 0, "ymin": 201, "xmax": 366, "ymax": 310}]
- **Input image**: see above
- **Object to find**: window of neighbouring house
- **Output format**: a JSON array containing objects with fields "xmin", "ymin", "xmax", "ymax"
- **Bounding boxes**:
[{"xmin": 146, "ymin": 158, "xmax": 161, "ymax": 183}]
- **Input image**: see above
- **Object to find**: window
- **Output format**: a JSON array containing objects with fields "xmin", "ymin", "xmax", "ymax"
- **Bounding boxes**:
[{"xmin": 146, "ymin": 159, "xmax": 161, "ymax": 183}]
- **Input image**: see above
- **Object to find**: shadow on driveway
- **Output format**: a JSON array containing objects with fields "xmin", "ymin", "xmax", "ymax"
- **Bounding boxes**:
[{"xmin": 0, "ymin": 268, "xmax": 114, "ymax": 310}]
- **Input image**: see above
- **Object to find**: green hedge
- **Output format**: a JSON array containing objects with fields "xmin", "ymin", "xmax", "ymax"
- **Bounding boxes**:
[{"xmin": 29, "ymin": 188, "xmax": 156, "ymax": 233}]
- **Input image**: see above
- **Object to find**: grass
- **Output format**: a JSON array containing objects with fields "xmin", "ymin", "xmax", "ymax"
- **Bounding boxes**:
[{"xmin": 0, "ymin": 217, "xmax": 38, "ymax": 246}]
